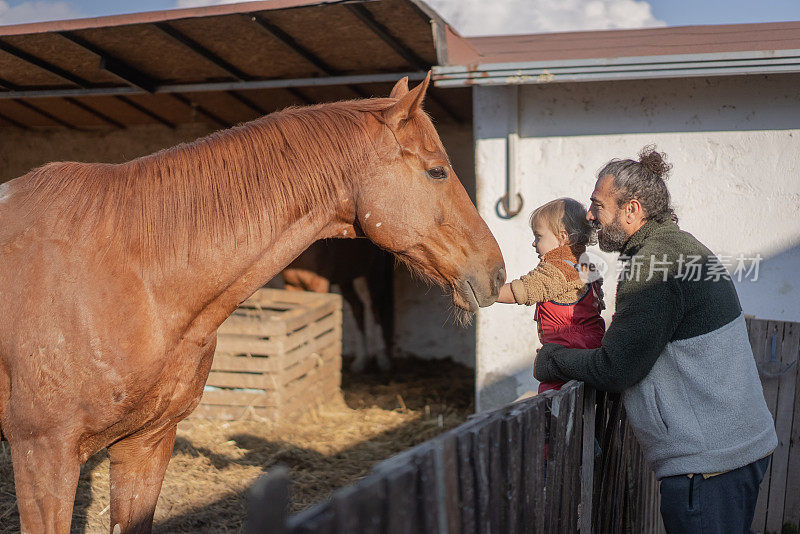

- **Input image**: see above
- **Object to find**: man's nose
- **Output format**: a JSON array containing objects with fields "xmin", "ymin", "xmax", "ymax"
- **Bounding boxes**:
[{"xmin": 586, "ymin": 210, "xmax": 596, "ymax": 222}]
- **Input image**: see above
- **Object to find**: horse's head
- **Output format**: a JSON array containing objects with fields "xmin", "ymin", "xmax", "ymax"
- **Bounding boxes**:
[{"xmin": 355, "ymin": 74, "xmax": 505, "ymax": 313}]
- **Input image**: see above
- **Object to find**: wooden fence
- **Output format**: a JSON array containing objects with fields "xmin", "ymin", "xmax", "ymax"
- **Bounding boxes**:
[
  {"xmin": 244, "ymin": 317, "xmax": 800, "ymax": 534},
  {"xmin": 747, "ymin": 318, "xmax": 800, "ymax": 534},
  {"xmin": 246, "ymin": 381, "xmax": 663, "ymax": 534}
]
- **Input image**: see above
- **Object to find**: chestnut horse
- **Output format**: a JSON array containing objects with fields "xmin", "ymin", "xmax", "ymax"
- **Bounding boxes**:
[{"xmin": 0, "ymin": 74, "xmax": 505, "ymax": 533}]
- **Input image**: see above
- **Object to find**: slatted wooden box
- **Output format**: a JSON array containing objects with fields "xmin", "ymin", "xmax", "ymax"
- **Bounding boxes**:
[{"xmin": 193, "ymin": 288, "xmax": 343, "ymax": 421}]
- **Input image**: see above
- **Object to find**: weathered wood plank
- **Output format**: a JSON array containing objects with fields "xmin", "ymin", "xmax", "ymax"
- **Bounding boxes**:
[
  {"xmin": 581, "ymin": 386, "xmax": 596, "ymax": 534},
  {"xmin": 384, "ymin": 461, "xmax": 420, "ymax": 534},
  {"xmin": 752, "ymin": 319, "xmax": 782, "ymax": 533},
  {"xmin": 416, "ymin": 444, "xmax": 441, "ymax": 534},
  {"xmin": 345, "ymin": 475, "xmax": 387, "ymax": 534},
  {"xmin": 766, "ymin": 320, "xmax": 800, "ymax": 534},
  {"xmin": 189, "ymin": 403, "xmax": 275, "ymax": 421},
  {"xmin": 210, "ymin": 354, "xmax": 274, "ymax": 373},
  {"xmin": 286, "ymin": 501, "xmax": 336, "ymax": 534},
  {"xmin": 437, "ymin": 432, "xmax": 462, "ymax": 534},
  {"xmin": 281, "ymin": 312, "xmax": 340, "ymax": 354},
  {"xmin": 246, "ymin": 466, "xmax": 289, "ymax": 534},
  {"xmin": 501, "ymin": 408, "xmax": 523, "ymax": 534},
  {"xmin": 473, "ymin": 422, "xmax": 492, "ymax": 534},
  {"xmin": 215, "ymin": 331, "xmax": 287, "ymax": 355},
  {"xmin": 785, "ymin": 321, "xmax": 800, "ymax": 533},
  {"xmin": 764, "ymin": 323, "xmax": 800, "ymax": 532},
  {"xmin": 205, "ymin": 370, "xmax": 267, "ymax": 389},
  {"xmin": 567, "ymin": 383, "xmax": 583, "ymax": 533},
  {"xmin": 520, "ymin": 397, "xmax": 547, "ymax": 534},
  {"xmin": 456, "ymin": 426, "xmax": 477, "ymax": 533}
]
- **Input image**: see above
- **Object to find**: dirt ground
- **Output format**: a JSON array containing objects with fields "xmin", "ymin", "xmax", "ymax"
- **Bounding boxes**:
[{"xmin": 0, "ymin": 356, "xmax": 474, "ymax": 533}]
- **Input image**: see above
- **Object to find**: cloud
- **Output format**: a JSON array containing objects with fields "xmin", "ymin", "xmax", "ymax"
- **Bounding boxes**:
[
  {"xmin": 0, "ymin": 0, "xmax": 81, "ymax": 25},
  {"xmin": 172, "ymin": 0, "xmax": 665, "ymax": 36},
  {"xmin": 426, "ymin": 0, "xmax": 666, "ymax": 36}
]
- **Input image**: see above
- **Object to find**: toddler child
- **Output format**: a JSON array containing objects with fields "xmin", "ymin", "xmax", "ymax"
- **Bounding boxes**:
[{"xmin": 497, "ymin": 197, "xmax": 605, "ymax": 393}]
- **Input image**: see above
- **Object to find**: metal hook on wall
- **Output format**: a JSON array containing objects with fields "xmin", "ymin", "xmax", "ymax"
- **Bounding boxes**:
[
  {"xmin": 496, "ymin": 85, "xmax": 524, "ymax": 220},
  {"xmin": 496, "ymin": 192, "xmax": 524, "ymax": 219}
]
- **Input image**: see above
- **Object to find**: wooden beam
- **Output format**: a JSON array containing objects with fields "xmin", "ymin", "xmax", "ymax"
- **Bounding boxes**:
[
  {"xmin": 59, "ymin": 32, "xmax": 159, "ymax": 93},
  {"xmin": 170, "ymin": 93, "xmax": 229, "ymax": 128},
  {"xmin": 249, "ymin": 14, "xmax": 339, "ymax": 76},
  {"xmin": 0, "ymin": 38, "xmax": 90, "ymax": 88},
  {"xmin": 227, "ymin": 91, "xmax": 266, "ymax": 116},
  {"xmin": 14, "ymin": 99, "xmax": 76, "ymax": 129},
  {"xmin": 0, "ymin": 110, "xmax": 28, "ymax": 129},
  {"xmin": 152, "ymin": 22, "xmax": 250, "ymax": 81},
  {"xmin": 114, "ymin": 96, "xmax": 175, "ymax": 129},
  {"xmin": 64, "ymin": 97, "xmax": 125, "ymax": 129},
  {"xmin": 345, "ymin": 4, "xmax": 428, "ymax": 70}
]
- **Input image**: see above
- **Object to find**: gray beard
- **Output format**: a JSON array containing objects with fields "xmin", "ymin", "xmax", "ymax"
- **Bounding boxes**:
[{"xmin": 597, "ymin": 216, "xmax": 629, "ymax": 252}]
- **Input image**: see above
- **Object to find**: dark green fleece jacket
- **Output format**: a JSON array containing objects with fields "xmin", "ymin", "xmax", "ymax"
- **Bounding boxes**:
[{"xmin": 534, "ymin": 219, "xmax": 776, "ymax": 478}]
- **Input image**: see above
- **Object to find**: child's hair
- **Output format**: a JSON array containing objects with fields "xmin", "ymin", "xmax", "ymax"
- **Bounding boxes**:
[{"xmin": 529, "ymin": 197, "xmax": 596, "ymax": 247}]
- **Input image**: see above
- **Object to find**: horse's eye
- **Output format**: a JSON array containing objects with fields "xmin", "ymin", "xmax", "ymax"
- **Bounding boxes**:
[{"xmin": 427, "ymin": 166, "xmax": 448, "ymax": 180}]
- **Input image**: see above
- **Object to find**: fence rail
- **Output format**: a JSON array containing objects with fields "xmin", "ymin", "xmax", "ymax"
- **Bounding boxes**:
[
  {"xmin": 246, "ymin": 317, "xmax": 800, "ymax": 534},
  {"xmin": 248, "ymin": 381, "xmax": 662, "ymax": 534}
]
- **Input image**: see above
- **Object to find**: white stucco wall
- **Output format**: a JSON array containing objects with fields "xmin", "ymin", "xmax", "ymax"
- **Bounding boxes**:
[{"xmin": 474, "ymin": 74, "xmax": 800, "ymax": 411}]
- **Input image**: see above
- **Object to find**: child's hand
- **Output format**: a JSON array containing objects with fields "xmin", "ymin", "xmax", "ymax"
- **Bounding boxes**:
[{"xmin": 495, "ymin": 283, "xmax": 517, "ymax": 304}]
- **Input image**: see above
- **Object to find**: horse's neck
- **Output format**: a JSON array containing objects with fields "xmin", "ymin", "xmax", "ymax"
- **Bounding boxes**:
[{"xmin": 139, "ymin": 133, "xmax": 357, "ymax": 339}]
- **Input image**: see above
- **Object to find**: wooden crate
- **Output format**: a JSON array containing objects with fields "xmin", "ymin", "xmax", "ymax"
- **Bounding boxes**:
[{"xmin": 192, "ymin": 288, "xmax": 343, "ymax": 421}]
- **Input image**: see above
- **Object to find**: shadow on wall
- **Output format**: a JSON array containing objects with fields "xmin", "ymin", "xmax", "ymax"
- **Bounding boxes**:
[{"xmin": 734, "ymin": 240, "xmax": 800, "ymax": 322}]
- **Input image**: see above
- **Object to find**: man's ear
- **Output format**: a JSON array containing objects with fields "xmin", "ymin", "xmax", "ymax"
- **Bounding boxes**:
[
  {"xmin": 389, "ymin": 76, "xmax": 409, "ymax": 99},
  {"xmin": 626, "ymin": 198, "xmax": 643, "ymax": 222},
  {"xmin": 384, "ymin": 71, "xmax": 430, "ymax": 129}
]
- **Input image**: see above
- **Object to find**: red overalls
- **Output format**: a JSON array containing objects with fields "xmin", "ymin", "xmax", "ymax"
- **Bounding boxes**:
[{"xmin": 535, "ymin": 267, "xmax": 605, "ymax": 394}]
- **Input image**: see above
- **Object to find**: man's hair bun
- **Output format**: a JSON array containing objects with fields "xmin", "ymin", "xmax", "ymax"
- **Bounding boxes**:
[{"xmin": 638, "ymin": 145, "xmax": 672, "ymax": 179}]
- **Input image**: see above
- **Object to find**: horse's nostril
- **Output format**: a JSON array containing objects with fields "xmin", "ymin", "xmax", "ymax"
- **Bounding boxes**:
[{"xmin": 495, "ymin": 266, "xmax": 506, "ymax": 291}]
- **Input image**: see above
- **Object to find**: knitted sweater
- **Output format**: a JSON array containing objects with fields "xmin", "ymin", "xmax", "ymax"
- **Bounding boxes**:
[
  {"xmin": 510, "ymin": 245, "xmax": 591, "ymax": 305},
  {"xmin": 533, "ymin": 220, "xmax": 777, "ymax": 478}
]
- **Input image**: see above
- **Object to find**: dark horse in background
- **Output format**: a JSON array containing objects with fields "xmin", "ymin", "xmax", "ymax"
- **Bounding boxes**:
[
  {"xmin": 0, "ymin": 74, "xmax": 505, "ymax": 533},
  {"xmin": 281, "ymin": 238, "xmax": 394, "ymax": 372}
]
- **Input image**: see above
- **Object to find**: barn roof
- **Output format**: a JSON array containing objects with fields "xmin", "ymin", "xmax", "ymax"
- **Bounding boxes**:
[
  {"xmin": 1, "ymin": 1, "xmax": 799, "ymax": 129},
  {"xmin": 0, "ymin": 0, "xmax": 469, "ymax": 129},
  {"xmin": 437, "ymin": 21, "xmax": 800, "ymax": 87}
]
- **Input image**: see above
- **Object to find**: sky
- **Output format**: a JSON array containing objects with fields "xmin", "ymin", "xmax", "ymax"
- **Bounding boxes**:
[{"xmin": 0, "ymin": 0, "xmax": 799, "ymax": 35}]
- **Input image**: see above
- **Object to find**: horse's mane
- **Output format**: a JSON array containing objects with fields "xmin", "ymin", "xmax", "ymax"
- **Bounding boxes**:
[{"xmin": 19, "ymin": 98, "xmax": 399, "ymax": 263}]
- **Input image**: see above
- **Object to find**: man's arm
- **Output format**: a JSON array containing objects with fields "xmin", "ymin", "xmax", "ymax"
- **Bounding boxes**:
[{"xmin": 534, "ymin": 275, "xmax": 683, "ymax": 392}]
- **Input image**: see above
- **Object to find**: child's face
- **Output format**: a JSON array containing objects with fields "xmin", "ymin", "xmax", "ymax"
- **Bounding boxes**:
[{"xmin": 532, "ymin": 219, "xmax": 563, "ymax": 258}]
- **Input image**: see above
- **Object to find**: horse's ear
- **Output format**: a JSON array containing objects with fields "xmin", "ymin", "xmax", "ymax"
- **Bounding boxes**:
[
  {"xmin": 389, "ymin": 76, "xmax": 409, "ymax": 99},
  {"xmin": 384, "ymin": 71, "xmax": 431, "ymax": 129}
]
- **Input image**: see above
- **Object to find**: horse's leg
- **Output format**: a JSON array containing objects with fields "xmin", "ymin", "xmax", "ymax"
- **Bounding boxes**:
[
  {"xmin": 10, "ymin": 435, "xmax": 81, "ymax": 534},
  {"xmin": 342, "ymin": 280, "xmax": 368, "ymax": 372},
  {"xmin": 354, "ymin": 275, "xmax": 390, "ymax": 372},
  {"xmin": 107, "ymin": 426, "xmax": 176, "ymax": 534}
]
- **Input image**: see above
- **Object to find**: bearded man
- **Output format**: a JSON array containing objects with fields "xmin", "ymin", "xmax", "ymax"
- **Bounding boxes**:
[{"xmin": 534, "ymin": 146, "xmax": 776, "ymax": 534}]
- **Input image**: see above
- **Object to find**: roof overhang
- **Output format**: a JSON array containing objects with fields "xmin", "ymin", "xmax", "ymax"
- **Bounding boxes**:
[
  {"xmin": 434, "ymin": 48, "xmax": 800, "ymax": 87},
  {"xmin": 433, "ymin": 21, "xmax": 800, "ymax": 87},
  {"xmin": 0, "ymin": 0, "xmax": 470, "ymax": 129}
]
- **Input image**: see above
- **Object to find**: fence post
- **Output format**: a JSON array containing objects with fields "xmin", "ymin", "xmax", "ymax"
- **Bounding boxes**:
[
  {"xmin": 246, "ymin": 465, "xmax": 290, "ymax": 534},
  {"xmin": 581, "ymin": 386, "xmax": 596, "ymax": 534}
]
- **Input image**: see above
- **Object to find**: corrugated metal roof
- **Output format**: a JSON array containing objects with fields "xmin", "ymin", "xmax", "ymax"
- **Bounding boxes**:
[
  {"xmin": 435, "ymin": 21, "xmax": 800, "ymax": 87},
  {"xmin": 0, "ymin": 0, "xmax": 471, "ymax": 129}
]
